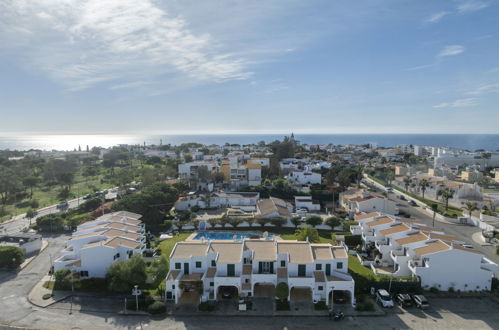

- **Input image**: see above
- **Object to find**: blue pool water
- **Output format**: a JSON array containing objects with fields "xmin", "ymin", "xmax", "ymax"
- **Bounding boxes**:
[{"xmin": 193, "ymin": 232, "xmax": 272, "ymax": 241}]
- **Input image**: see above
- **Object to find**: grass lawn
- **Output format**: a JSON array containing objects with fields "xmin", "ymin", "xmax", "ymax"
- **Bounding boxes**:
[
  {"xmin": 0, "ymin": 173, "xmax": 114, "ymax": 223},
  {"xmin": 158, "ymin": 233, "xmax": 191, "ymax": 262},
  {"xmin": 280, "ymin": 232, "xmax": 333, "ymax": 244},
  {"xmin": 348, "ymin": 255, "xmax": 375, "ymax": 278},
  {"xmin": 42, "ymin": 281, "xmax": 55, "ymax": 290}
]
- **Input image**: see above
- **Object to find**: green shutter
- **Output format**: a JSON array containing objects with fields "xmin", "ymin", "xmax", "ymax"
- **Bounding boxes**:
[
  {"xmin": 258, "ymin": 262, "xmax": 263, "ymax": 274},
  {"xmin": 270, "ymin": 262, "xmax": 274, "ymax": 274},
  {"xmin": 326, "ymin": 263, "xmax": 331, "ymax": 276}
]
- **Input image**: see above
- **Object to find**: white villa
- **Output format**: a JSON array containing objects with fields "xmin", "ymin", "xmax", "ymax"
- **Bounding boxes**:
[
  {"xmin": 165, "ymin": 238, "xmax": 355, "ymax": 306},
  {"xmin": 53, "ymin": 211, "xmax": 146, "ymax": 278},
  {"xmin": 350, "ymin": 213, "xmax": 498, "ymax": 291}
]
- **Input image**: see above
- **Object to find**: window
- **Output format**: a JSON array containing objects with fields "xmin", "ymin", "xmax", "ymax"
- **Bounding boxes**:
[
  {"xmin": 258, "ymin": 261, "xmax": 273, "ymax": 274},
  {"xmin": 113, "ymin": 253, "xmax": 120, "ymax": 260},
  {"xmin": 175, "ymin": 263, "xmax": 181, "ymax": 270},
  {"xmin": 166, "ymin": 291, "xmax": 172, "ymax": 300},
  {"xmin": 337, "ymin": 262, "xmax": 343, "ymax": 269},
  {"xmin": 316, "ymin": 264, "xmax": 322, "ymax": 271},
  {"xmin": 210, "ymin": 282, "xmax": 214, "ymax": 287},
  {"xmin": 196, "ymin": 261, "xmax": 202, "ymax": 268},
  {"xmin": 298, "ymin": 264, "xmax": 306, "ymax": 277},
  {"xmin": 248, "ymin": 292, "xmax": 252, "ymax": 297},
  {"xmin": 211, "ymin": 260, "xmax": 216, "ymax": 267},
  {"xmin": 318, "ymin": 286, "xmax": 323, "ymax": 291},
  {"xmin": 326, "ymin": 263, "xmax": 331, "ymax": 276},
  {"xmin": 80, "ymin": 271, "xmax": 89, "ymax": 277},
  {"xmin": 227, "ymin": 264, "xmax": 235, "ymax": 277},
  {"xmin": 172, "ymin": 285, "xmax": 175, "ymax": 289},
  {"xmin": 280, "ymin": 260, "xmax": 285, "ymax": 267}
]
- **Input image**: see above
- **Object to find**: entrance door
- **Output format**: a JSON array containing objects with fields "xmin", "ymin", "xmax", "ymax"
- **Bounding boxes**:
[
  {"xmin": 326, "ymin": 263, "xmax": 331, "ymax": 276},
  {"xmin": 184, "ymin": 262, "xmax": 189, "ymax": 275}
]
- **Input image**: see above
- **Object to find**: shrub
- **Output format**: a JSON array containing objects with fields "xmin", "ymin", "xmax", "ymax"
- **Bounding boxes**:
[
  {"xmin": 355, "ymin": 296, "xmax": 374, "ymax": 311},
  {"xmin": 344, "ymin": 235, "xmax": 362, "ymax": 247},
  {"xmin": 325, "ymin": 217, "xmax": 341, "ymax": 228},
  {"xmin": 448, "ymin": 287, "xmax": 455, "ymax": 293},
  {"xmin": 276, "ymin": 282, "xmax": 289, "ymax": 301},
  {"xmin": 295, "ymin": 226, "xmax": 320, "ymax": 243},
  {"xmin": 36, "ymin": 213, "xmax": 65, "ymax": 232},
  {"xmin": 198, "ymin": 301, "xmax": 215, "ymax": 311},
  {"xmin": 275, "ymin": 299, "xmax": 290, "ymax": 311},
  {"xmin": 314, "ymin": 301, "xmax": 328, "ymax": 310},
  {"xmin": 0, "ymin": 246, "xmax": 25, "ymax": 268},
  {"xmin": 496, "ymin": 246, "xmax": 499, "ymax": 256},
  {"xmin": 429, "ymin": 287, "xmax": 439, "ymax": 294},
  {"xmin": 190, "ymin": 205, "xmax": 201, "ymax": 213},
  {"xmin": 42, "ymin": 293, "xmax": 53, "ymax": 300},
  {"xmin": 147, "ymin": 301, "xmax": 166, "ymax": 314},
  {"xmin": 79, "ymin": 278, "xmax": 107, "ymax": 292},
  {"xmin": 305, "ymin": 216, "xmax": 323, "ymax": 227}
]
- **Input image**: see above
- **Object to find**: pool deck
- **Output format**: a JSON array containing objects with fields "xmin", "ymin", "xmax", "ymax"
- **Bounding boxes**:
[{"xmin": 186, "ymin": 231, "xmax": 278, "ymax": 242}]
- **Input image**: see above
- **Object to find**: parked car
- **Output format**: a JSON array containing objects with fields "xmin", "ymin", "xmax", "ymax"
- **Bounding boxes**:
[
  {"xmin": 296, "ymin": 208, "xmax": 308, "ymax": 214},
  {"xmin": 56, "ymin": 201, "xmax": 69, "ymax": 209},
  {"xmin": 412, "ymin": 294, "xmax": 429, "ymax": 309},
  {"xmin": 461, "ymin": 244, "xmax": 474, "ymax": 249},
  {"xmin": 396, "ymin": 293, "xmax": 412, "ymax": 308},
  {"xmin": 375, "ymin": 289, "xmax": 394, "ymax": 308},
  {"xmin": 82, "ymin": 194, "xmax": 92, "ymax": 200},
  {"xmin": 385, "ymin": 186, "xmax": 393, "ymax": 193},
  {"xmin": 409, "ymin": 200, "xmax": 418, "ymax": 207},
  {"xmin": 333, "ymin": 291, "xmax": 346, "ymax": 303},
  {"xmin": 398, "ymin": 195, "xmax": 406, "ymax": 201}
]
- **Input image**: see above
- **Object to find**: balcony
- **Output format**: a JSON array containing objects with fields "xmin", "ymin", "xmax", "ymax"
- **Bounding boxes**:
[
  {"xmin": 390, "ymin": 249, "xmax": 405, "ymax": 262},
  {"xmin": 371, "ymin": 262, "xmax": 396, "ymax": 275},
  {"xmin": 350, "ymin": 225, "xmax": 362, "ymax": 235},
  {"xmin": 375, "ymin": 239, "xmax": 387, "ymax": 249}
]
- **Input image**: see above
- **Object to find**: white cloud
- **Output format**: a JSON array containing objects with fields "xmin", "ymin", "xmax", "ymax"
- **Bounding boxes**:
[
  {"xmin": 467, "ymin": 83, "xmax": 499, "ymax": 95},
  {"xmin": 426, "ymin": 11, "xmax": 449, "ymax": 23},
  {"xmin": 457, "ymin": 0, "xmax": 490, "ymax": 13},
  {"xmin": 0, "ymin": 0, "xmax": 252, "ymax": 90},
  {"xmin": 433, "ymin": 98, "xmax": 477, "ymax": 108},
  {"xmin": 437, "ymin": 45, "xmax": 465, "ymax": 57}
]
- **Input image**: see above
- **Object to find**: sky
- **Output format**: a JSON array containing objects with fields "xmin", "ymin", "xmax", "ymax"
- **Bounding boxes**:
[{"xmin": 0, "ymin": 0, "xmax": 498, "ymax": 134}]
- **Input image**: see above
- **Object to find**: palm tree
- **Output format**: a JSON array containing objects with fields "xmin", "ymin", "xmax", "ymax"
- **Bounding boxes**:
[
  {"xmin": 419, "ymin": 179, "xmax": 429, "ymax": 199},
  {"xmin": 403, "ymin": 177, "xmax": 411, "ymax": 191},
  {"xmin": 437, "ymin": 188, "xmax": 454, "ymax": 211},
  {"xmin": 464, "ymin": 202, "xmax": 478, "ymax": 218},
  {"xmin": 431, "ymin": 203, "xmax": 438, "ymax": 227},
  {"xmin": 291, "ymin": 216, "xmax": 301, "ymax": 228}
]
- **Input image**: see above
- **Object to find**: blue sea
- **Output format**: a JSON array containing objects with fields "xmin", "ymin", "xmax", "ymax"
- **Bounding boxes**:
[{"xmin": 0, "ymin": 134, "xmax": 497, "ymax": 151}]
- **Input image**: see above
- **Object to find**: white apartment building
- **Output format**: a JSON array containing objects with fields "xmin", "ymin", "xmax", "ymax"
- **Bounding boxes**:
[
  {"xmin": 346, "ymin": 195, "xmax": 397, "ymax": 218},
  {"xmin": 210, "ymin": 192, "xmax": 260, "ymax": 211},
  {"xmin": 294, "ymin": 196, "xmax": 320, "ymax": 212},
  {"xmin": 178, "ymin": 162, "xmax": 218, "ymax": 180},
  {"xmin": 350, "ymin": 213, "xmax": 498, "ymax": 291},
  {"xmin": 165, "ymin": 238, "xmax": 355, "ymax": 306},
  {"xmin": 287, "ymin": 170, "xmax": 321, "ymax": 186},
  {"xmin": 53, "ymin": 211, "xmax": 146, "ymax": 278}
]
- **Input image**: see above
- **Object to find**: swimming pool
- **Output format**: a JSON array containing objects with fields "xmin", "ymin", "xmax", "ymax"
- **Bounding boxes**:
[{"xmin": 192, "ymin": 232, "xmax": 272, "ymax": 241}]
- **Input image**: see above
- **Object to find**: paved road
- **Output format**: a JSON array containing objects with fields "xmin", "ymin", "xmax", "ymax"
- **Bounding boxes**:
[{"xmin": 0, "ymin": 198, "xmax": 83, "ymax": 236}]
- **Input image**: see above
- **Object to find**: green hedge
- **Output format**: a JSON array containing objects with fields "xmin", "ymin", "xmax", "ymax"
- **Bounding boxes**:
[
  {"xmin": 344, "ymin": 235, "xmax": 362, "ymax": 247},
  {"xmin": 0, "ymin": 246, "xmax": 25, "ymax": 268},
  {"xmin": 147, "ymin": 301, "xmax": 166, "ymax": 314}
]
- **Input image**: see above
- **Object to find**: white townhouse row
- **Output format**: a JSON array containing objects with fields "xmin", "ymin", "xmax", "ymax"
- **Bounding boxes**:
[
  {"xmin": 350, "ymin": 212, "xmax": 498, "ymax": 291},
  {"xmin": 53, "ymin": 211, "xmax": 146, "ymax": 278},
  {"xmin": 165, "ymin": 238, "xmax": 355, "ymax": 306}
]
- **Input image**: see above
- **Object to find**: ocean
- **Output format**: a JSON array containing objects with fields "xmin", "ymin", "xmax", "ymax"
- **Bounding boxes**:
[{"xmin": 0, "ymin": 134, "xmax": 498, "ymax": 152}]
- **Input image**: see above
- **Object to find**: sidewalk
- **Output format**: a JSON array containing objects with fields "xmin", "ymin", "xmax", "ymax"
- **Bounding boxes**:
[
  {"xmin": 20, "ymin": 240, "xmax": 49, "ymax": 270},
  {"xmin": 28, "ymin": 275, "xmax": 72, "ymax": 308}
]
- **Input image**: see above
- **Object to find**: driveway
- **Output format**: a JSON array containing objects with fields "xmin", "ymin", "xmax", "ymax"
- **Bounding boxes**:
[
  {"xmin": 290, "ymin": 288, "xmax": 312, "ymax": 302},
  {"xmin": 253, "ymin": 284, "xmax": 275, "ymax": 297}
]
